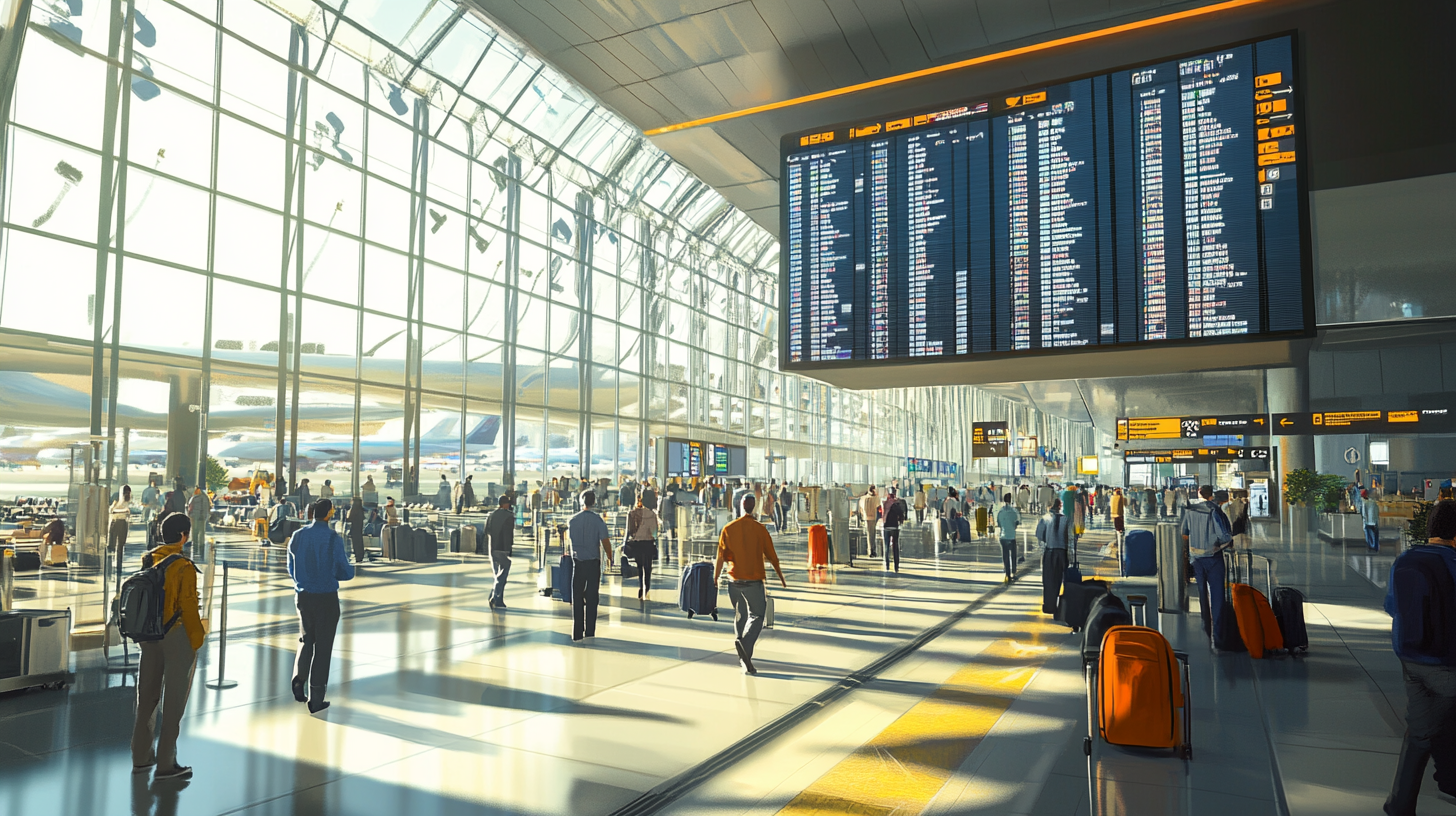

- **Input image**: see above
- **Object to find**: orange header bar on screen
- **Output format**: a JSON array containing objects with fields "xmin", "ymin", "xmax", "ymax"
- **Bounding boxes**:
[{"xmin": 642, "ymin": 0, "xmax": 1272, "ymax": 137}]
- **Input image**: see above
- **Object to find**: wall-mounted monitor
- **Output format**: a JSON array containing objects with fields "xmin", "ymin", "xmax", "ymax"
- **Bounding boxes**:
[
  {"xmin": 780, "ymin": 34, "xmax": 1311, "ymax": 373},
  {"xmin": 663, "ymin": 438, "xmax": 748, "ymax": 478}
]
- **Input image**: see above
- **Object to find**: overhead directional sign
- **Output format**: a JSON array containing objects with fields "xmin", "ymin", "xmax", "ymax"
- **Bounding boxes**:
[
  {"xmin": 1272, "ymin": 409, "xmax": 1456, "ymax": 435},
  {"xmin": 1117, "ymin": 415, "xmax": 1270, "ymax": 441},
  {"xmin": 1123, "ymin": 447, "xmax": 1271, "ymax": 464}
]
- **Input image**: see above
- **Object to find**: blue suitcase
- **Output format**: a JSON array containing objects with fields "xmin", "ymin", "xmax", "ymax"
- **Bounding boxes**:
[
  {"xmin": 955, "ymin": 515, "xmax": 972, "ymax": 541},
  {"xmin": 552, "ymin": 555, "xmax": 574, "ymax": 604},
  {"xmin": 678, "ymin": 561, "xmax": 718, "ymax": 620},
  {"xmin": 1122, "ymin": 529, "xmax": 1156, "ymax": 576}
]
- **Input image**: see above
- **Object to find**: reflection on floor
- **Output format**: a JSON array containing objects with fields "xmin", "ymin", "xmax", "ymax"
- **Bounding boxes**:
[{"xmin": 2, "ymin": 518, "xmax": 1451, "ymax": 816}]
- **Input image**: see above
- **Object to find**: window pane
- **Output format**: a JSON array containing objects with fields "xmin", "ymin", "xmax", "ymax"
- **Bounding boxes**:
[
  {"xmin": 6, "ymin": 129, "xmax": 101, "ymax": 243},
  {"xmin": 0, "ymin": 231, "xmax": 98, "ymax": 340}
]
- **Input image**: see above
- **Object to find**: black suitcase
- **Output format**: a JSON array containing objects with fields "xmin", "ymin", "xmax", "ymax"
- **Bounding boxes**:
[
  {"xmin": 394, "ymin": 525, "xmax": 415, "ymax": 562},
  {"xmin": 1060, "ymin": 578, "xmax": 1109, "ymax": 633},
  {"xmin": 1081, "ymin": 591, "xmax": 1131, "ymax": 662},
  {"xmin": 413, "ymin": 528, "xmax": 437, "ymax": 563},
  {"xmin": 620, "ymin": 554, "xmax": 639, "ymax": 580},
  {"xmin": 1273, "ymin": 586, "xmax": 1308, "ymax": 653},
  {"xmin": 449, "ymin": 528, "xmax": 462, "ymax": 553},
  {"xmin": 12, "ymin": 551, "xmax": 40, "ymax": 571}
]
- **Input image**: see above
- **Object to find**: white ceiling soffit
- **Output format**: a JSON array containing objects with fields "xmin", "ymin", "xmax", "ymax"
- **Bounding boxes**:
[
  {"xmin": 465, "ymin": 0, "xmax": 1241, "ymax": 234},
  {"xmin": 979, "ymin": 369, "xmax": 1268, "ymax": 434}
]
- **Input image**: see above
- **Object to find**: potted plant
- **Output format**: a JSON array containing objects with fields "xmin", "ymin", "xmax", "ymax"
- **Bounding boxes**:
[
  {"xmin": 1283, "ymin": 468, "xmax": 1322, "ymax": 540},
  {"xmin": 1405, "ymin": 501, "xmax": 1433, "ymax": 549}
]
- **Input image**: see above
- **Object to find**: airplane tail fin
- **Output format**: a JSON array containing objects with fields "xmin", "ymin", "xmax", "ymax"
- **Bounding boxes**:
[
  {"xmin": 421, "ymin": 416, "xmax": 460, "ymax": 440},
  {"xmin": 465, "ymin": 416, "xmax": 500, "ymax": 446}
]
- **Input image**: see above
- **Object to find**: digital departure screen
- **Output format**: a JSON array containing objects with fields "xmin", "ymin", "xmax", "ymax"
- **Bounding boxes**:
[{"xmin": 780, "ymin": 35, "xmax": 1310, "ymax": 370}]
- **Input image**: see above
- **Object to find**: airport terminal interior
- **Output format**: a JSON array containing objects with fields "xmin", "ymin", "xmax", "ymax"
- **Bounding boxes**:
[{"xmin": 1, "ymin": 0, "xmax": 1454, "ymax": 813}]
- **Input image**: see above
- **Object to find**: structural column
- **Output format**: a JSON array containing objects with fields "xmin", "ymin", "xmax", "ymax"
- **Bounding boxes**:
[{"xmin": 167, "ymin": 374, "xmax": 202, "ymax": 488}]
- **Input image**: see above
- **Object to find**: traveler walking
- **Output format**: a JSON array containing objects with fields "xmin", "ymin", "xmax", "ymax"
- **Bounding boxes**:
[
  {"xmin": 625, "ymin": 496, "xmax": 660, "ymax": 600},
  {"xmin": 619, "ymin": 475, "xmax": 636, "ymax": 510},
  {"xmin": 882, "ymin": 488, "xmax": 907, "ymax": 572},
  {"xmin": 296, "ymin": 478, "xmax": 313, "ymax": 513},
  {"xmin": 451, "ymin": 477, "xmax": 465, "ymax": 512},
  {"xmin": 996, "ymin": 493, "xmax": 1021, "ymax": 581},
  {"xmin": 1036, "ymin": 499, "xmax": 1071, "ymax": 614},
  {"xmin": 859, "ymin": 486, "xmax": 879, "ymax": 558},
  {"xmin": 1017, "ymin": 484, "xmax": 1031, "ymax": 513},
  {"xmin": 763, "ymin": 487, "xmax": 778, "ymax": 533},
  {"xmin": 941, "ymin": 487, "xmax": 961, "ymax": 550},
  {"xmin": 436, "ymin": 474, "xmax": 452, "ymax": 509},
  {"xmin": 1111, "ymin": 487, "xmax": 1127, "ymax": 547},
  {"xmin": 186, "ymin": 488, "xmax": 210, "ymax": 560},
  {"xmin": 914, "ymin": 485, "xmax": 928, "ymax": 524},
  {"xmin": 130, "ymin": 513, "xmax": 203, "ymax": 780},
  {"xmin": 1363, "ymin": 489, "xmax": 1381, "ymax": 551},
  {"xmin": 1383, "ymin": 499, "xmax": 1456, "ymax": 816},
  {"xmin": 164, "ymin": 477, "xmax": 187, "ymax": 515},
  {"xmin": 319, "ymin": 480, "xmax": 335, "ymax": 500},
  {"xmin": 714, "ymin": 495, "xmax": 786, "ymax": 675},
  {"xmin": 567, "ymin": 491, "xmax": 613, "ymax": 641},
  {"xmin": 461, "ymin": 475, "xmax": 476, "ymax": 511},
  {"xmin": 110, "ymin": 485, "xmax": 132, "ymax": 554},
  {"xmin": 1180, "ymin": 485, "xmax": 1234, "ymax": 646},
  {"xmin": 287, "ymin": 499, "xmax": 356, "ymax": 714},
  {"xmin": 347, "ymin": 497, "xmax": 366, "ymax": 563},
  {"xmin": 361, "ymin": 475, "xmax": 378, "ymax": 507},
  {"xmin": 642, "ymin": 479, "xmax": 659, "ymax": 515},
  {"xmin": 732, "ymin": 480, "xmax": 750, "ymax": 518},
  {"xmin": 140, "ymin": 480, "xmax": 161, "ymax": 529},
  {"xmin": 778, "ymin": 482, "xmax": 792, "ymax": 530},
  {"xmin": 384, "ymin": 497, "xmax": 399, "ymax": 526},
  {"xmin": 485, "ymin": 496, "xmax": 514, "ymax": 609}
]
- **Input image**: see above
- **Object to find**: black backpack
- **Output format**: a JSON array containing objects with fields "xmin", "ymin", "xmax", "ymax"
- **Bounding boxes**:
[
  {"xmin": 1392, "ymin": 547, "xmax": 1456, "ymax": 665},
  {"xmin": 117, "ymin": 554, "xmax": 185, "ymax": 643}
]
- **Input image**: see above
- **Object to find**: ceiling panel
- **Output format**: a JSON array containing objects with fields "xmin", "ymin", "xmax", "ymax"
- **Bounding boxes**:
[{"xmin": 466, "ymin": 0, "xmax": 1275, "ymax": 240}]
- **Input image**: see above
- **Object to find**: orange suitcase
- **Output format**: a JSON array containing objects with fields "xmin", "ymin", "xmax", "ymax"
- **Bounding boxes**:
[
  {"xmin": 808, "ymin": 523, "xmax": 829, "ymax": 568},
  {"xmin": 1231, "ymin": 583, "xmax": 1284, "ymax": 658},
  {"xmin": 1087, "ymin": 624, "xmax": 1191, "ymax": 759}
]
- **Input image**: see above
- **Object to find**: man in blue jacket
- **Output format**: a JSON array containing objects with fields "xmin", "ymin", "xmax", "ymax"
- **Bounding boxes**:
[
  {"xmin": 1384, "ymin": 499, "xmax": 1456, "ymax": 815},
  {"xmin": 1180, "ymin": 485, "xmax": 1233, "ymax": 647},
  {"xmin": 287, "ymin": 499, "xmax": 356, "ymax": 713}
]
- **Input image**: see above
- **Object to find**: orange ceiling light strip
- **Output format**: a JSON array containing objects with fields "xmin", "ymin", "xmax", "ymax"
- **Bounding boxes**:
[{"xmin": 643, "ymin": 0, "xmax": 1271, "ymax": 136}]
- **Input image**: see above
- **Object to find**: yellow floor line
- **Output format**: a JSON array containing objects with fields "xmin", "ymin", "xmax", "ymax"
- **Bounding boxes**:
[{"xmin": 776, "ymin": 621, "xmax": 1061, "ymax": 816}]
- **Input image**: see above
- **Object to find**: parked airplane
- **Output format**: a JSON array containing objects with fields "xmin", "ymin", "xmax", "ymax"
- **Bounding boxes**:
[{"xmin": 214, "ymin": 415, "xmax": 500, "ymax": 468}]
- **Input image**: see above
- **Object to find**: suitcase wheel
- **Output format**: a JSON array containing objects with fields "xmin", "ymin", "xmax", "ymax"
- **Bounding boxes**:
[
  {"xmin": 710, "ymin": 610, "xmax": 718, "ymax": 621},
  {"xmin": 686, "ymin": 610, "xmax": 694, "ymax": 619},
  {"xmin": 1083, "ymin": 737, "xmax": 1093, "ymax": 757},
  {"xmin": 1181, "ymin": 746, "xmax": 1193, "ymax": 760}
]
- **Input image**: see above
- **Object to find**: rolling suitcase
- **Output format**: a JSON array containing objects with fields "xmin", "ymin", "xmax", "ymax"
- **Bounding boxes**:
[
  {"xmin": 678, "ymin": 561, "xmax": 718, "ymax": 620},
  {"xmin": 1121, "ymin": 529, "xmax": 1156, "ymax": 576},
  {"xmin": 552, "ymin": 555, "xmax": 574, "ymax": 603},
  {"xmin": 381, "ymin": 525, "xmax": 396, "ymax": 559},
  {"xmin": 1082, "ymin": 591, "xmax": 1132, "ymax": 663},
  {"xmin": 394, "ymin": 525, "xmax": 416, "ymax": 562},
  {"xmin": 975, "ymin": 506, "xmax": 988, "ymax": 537},
  {"xmin": 412, "ymin": 528, "xmax": 438, "ymax": 563},
  {"xmin": 1231, "ymin": 583, "xmax": 1283, "ymax": 658},
  {"xmin": 955, "ymin": 515, "xmax": 972, "ymax": 542},
  {"xmin": 1086, "ymin": 624, "xmax": 1192, "ymax": 759},
  {"xmin": 1058, "ymin": 569, "xmax": 1108, "ymax": 632},
  {"xmin": 807, "ymin": 524, "xmax": 829, "ymax": 568},
  {"xmin": 450, "ymin": 528, "xmax": 463, "ymax": 553},
  {"xmin": 1273, "ymin": 586, "xmax": 1309, "ymax": 654}
]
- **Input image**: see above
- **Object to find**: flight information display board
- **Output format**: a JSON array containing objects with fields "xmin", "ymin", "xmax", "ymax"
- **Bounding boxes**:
[
  {"xmin": 972, "ymin": 422, "xmax": 1010, "ymax": 457},
  {"xmin": 1273, "ymin": 409, "xmax": 1456, "ymax": 435},
  {"xmin": 781, "ymin": 35, "xmax": 1309, "ymax": 370},
  {"xmin": 1124, "ymin": 446, "xmax": 1270, "ymax": 464}
]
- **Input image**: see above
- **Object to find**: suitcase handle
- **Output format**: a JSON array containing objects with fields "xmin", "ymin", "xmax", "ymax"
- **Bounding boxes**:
[
  {"xmin": 1127, "ymin": 594, "xmax": 1149, "ymax": 629},
  {"xmin": 1173, "ymin": 650, "xmax": 1192, "ymax": 759}
]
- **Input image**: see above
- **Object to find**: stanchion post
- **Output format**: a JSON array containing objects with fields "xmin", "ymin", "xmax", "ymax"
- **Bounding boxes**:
[{"xmin": 205, "ymin": 561, "xmax": 238, "ymax": 690}]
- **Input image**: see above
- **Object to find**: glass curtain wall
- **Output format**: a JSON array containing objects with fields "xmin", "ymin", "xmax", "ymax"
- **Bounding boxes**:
[{"xmin": 0, "ymin": 0, "xmax": 1088, "ymax": 499}]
